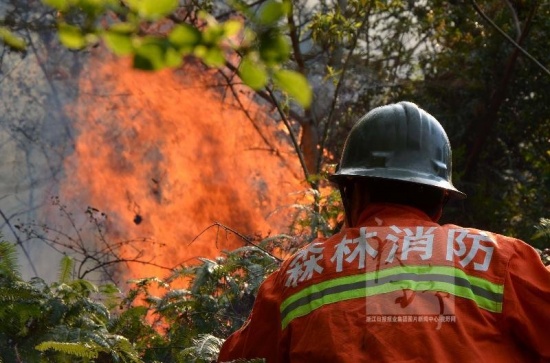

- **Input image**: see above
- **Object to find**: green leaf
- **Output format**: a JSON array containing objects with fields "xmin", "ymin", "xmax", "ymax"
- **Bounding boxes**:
[
  {"xmin": 127, "ymin": 0, "xmax": 178, "ymax": 20},
  {"xmin": 109, "ymin": 22, "xmax": 136, "ymax": 33},
  {"xmin": 79, "ymin": 0, "xmax": 107, "ymax": 16},
  {"xmin": 0, "ymin": 28, "xmax": 26, "ymax": 51},
  {"xmin": 238, "ymin": 56, "xmax": 267, "ymax": 90},
  {"xmin": 58, "ymin": 23, "xmax": 87, "ymax": 50},
  {"xmin": 71, "ymin": 279, "xmax": 99, "ymax": 294},
  {"xmin": 134, "ymin": 46, "xmax": 163, "ymax": 71},
  {"xmin": 103, "ymin": 30, "xmax": 134, "ymax": 56},
  {"xmin": 42, "ymin": 0, "xmax": 70, "ymax": 11},
  {"xmin": 168, "ymin": 24, "xmax": 201, "ymax": 52},
  {"xmin": 223, "ymin": 20, "xmax": 242, "ymax": 37},
  {"xmin": 273, "ymin": 70, "xmax": 312, "ymax": 108},
  {"xmin": 202, "ymin": 24, "xmax": 225, "ymax": 45},
  {"xmin": 132, "ymin": 38, "xmax": 181, "ymax": 70},
  {"xmin": 259, "ymin": 30, "xmax": 290, "ymax": 66},
  {"xmin": 197, "ymin": 46, "xmax": 225, "ymax": 67},
  {"xmin": 165, "ymin": 46, "xmax": 183, "ymax": 68},
  {"xmin": 258, "ymin": 0, "xmax": 288, "ymax": 25}
]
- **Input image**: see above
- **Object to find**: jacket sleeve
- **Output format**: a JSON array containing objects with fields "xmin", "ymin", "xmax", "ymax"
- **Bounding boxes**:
[
  {"xmin": 503, "ymin": 241, "xmax": 550, "ymax": 361},
  {"xmin": 218, "ymin": 271, "xmax": 286, "ymax": 363}
]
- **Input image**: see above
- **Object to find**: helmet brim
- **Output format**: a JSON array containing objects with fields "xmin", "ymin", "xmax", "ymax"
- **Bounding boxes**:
[{"xmin": 329, "ymin": 168, "xmax": 467, "ymax": 200}]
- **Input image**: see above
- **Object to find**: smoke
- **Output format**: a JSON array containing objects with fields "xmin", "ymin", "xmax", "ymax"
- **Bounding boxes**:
[{"xmin": 0, "ymin": 30, "xmax": 82, "ymax": 282}]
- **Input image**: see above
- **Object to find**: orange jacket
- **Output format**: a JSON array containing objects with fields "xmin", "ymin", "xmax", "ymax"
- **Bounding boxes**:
[{"xmin": 218, "ymin": 204, "xmax": 550, "ymax": 363}]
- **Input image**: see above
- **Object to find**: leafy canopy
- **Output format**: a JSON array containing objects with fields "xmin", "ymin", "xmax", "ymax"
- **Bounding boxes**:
[{"xmin": 32, "ymin": 0, "xmax": 312, "ymax": 108}]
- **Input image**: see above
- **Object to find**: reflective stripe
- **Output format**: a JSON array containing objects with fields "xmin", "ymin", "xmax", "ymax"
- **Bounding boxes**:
[{"xmin": 280, "ymin": 265, "xmax": 504, "ymax": 329}]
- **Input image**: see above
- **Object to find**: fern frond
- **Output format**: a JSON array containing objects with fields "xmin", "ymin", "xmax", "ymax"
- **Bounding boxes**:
[
  {"xmin": 57, "ymin": 255, "xmax": 74, "ymax": 284},
  {"xmin": 181, "ymin": 334, "xmax": 224, "ymax": 361},
  {"xmin": 128, "ymin": 277, "xmax": 169, "ymax": 289},
  {"xmin": 107, "ymin": 334, "xmax": 143, "ymax": 363},
  {"xmin": 35, "ymin": 341, "xmax": 101, "ymax": 359},
  {"xmin": 99, "ymin": 283, "xmax": 122, "ymax": 310},
  {"xmin": 0, "ymin": 240, "xmax": 21, "ymax": 281},
  {"xmin": 0, "ymin": 284, "xmax": 41, "ymax": 303},
  {"xmin": 163, "ymin": 288, "xmax": 190, "ymax": 300},
  {"xmin": 86, "ymin": 329, "xmax": 111, "ymax": 350},
  {"xmin": 82, "ymin": 299, "xmax": 110, "ymax": 322},
  {"xmin": 70, "ymin": 279, "xmax": 99, "ymax": 295}
]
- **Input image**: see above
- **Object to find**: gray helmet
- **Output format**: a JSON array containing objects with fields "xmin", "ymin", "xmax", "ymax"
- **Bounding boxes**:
[{"xmin": 329, "ymin": 101, "xmax": 466, "ymax": 199}]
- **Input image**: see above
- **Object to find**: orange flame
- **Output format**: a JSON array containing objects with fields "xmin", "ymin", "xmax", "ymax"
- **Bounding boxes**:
[{"xmin": 60, "ymin": 49, "xmax": 304, "ymax": 282}]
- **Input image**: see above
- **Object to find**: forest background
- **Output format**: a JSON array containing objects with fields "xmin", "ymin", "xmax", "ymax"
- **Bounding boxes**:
[{"xmin": 0, "ymin": 0, "xmax": 549, "ymax": 361}]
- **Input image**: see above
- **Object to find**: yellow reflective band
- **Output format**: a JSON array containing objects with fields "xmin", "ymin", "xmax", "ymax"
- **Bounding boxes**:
[{"xmin": 280, "ymin": 265, "xmax": 504, "ymax": 330}]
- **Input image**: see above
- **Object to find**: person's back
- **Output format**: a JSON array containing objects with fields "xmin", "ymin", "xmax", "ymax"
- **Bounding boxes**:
[{"xmin": 217, "ymin": 102, "xmax": 550, "ymax": 362}]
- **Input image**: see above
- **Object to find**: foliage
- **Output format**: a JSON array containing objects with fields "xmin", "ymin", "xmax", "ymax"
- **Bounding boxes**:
[
  {"xmin": 0, "ymin": 238, "xmax": 140, "ymax": 362},
  {"xmin": 33, "ymin": 0, "xmax": 312, "ymax": 107},
  {"xmin": 405, "ymin": 1, "xmax": 550, "ymax": 247},
  {"xmin": 180, "ymin": 334, "xmax": 225, "ymax": 362},
  {"xmin": 112, "ymin": 242, "xmax": 280, "ymax": 362},
  {"xmin": 0, "ymin": 228, "xmax": 287, "ymax": 362},
  {"xmin": 288, "ymin": 177, "xmax": 344, "ymax": 241}
]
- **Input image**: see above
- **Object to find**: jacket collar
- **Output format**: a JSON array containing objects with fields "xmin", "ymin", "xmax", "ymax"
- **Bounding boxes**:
[{"xmin": 355, "ymin": 203, "xmax": 433, "ymax": 226}]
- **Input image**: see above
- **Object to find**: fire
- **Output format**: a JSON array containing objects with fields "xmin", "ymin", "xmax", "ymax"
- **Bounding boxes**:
[{"xmin": 59, "ymin": 49, "xmax": 304, "ymax": 282}]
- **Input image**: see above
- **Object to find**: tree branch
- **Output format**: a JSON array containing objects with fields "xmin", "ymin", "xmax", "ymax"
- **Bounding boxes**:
[
  {"xmin": 317, "ymin": 0, "xmax": 375, "ymax": 173},
  {"xmin": 470, "ymin": 0, "xmax": 549, "ymax": 77},
  {"xmin": 0, "ymin": 208, "xmax": 38, "ymax": 276},
  {"xmin": 190, "ymin": 222, "xmax": 282, "ymax": 263},
  {"xmin": 465, "ymin": 1, "xmax": 540, "ymax": 177}
]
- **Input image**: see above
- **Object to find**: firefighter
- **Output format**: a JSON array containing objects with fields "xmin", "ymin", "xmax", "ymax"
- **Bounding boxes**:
[{"xmin": 218, "ymin": 101, "xmax": 550, "ymax": 362}]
